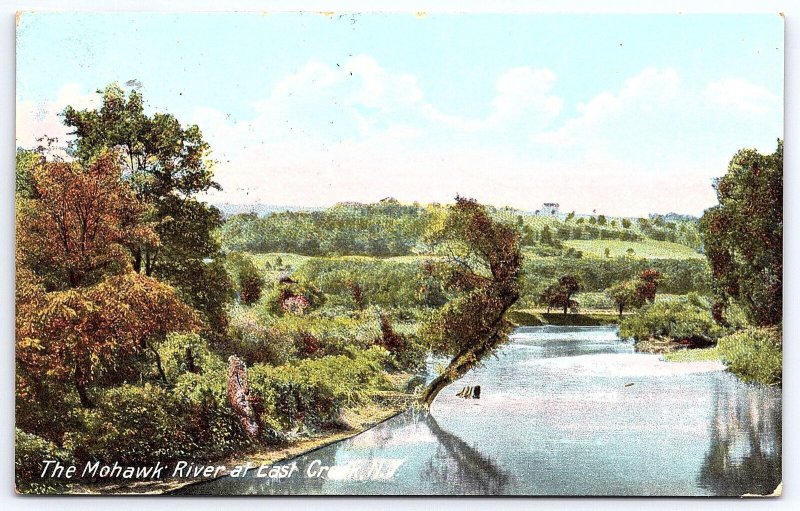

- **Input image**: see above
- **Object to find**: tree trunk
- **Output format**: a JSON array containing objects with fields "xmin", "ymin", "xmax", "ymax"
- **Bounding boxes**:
[
  {"xmin": 148, "ymin": 343, "xmax": 168, "ymax": 384},
  {"xmin": 133, "ymin": 248, "xmax": 142, "ymax": 273},
  {"xmin": 619, "ymin": 304, "xmax": 624, "ymax": 318},
  {"xmin": 420, "ymin": 298, "xmax": 515, "ymax": 407},
  {"xmin": 74, "ymin": 362, "xmax": 93, "ymax": 408}
]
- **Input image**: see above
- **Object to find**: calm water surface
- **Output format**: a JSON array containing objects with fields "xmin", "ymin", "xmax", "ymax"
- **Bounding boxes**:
[{"xmin": 178, "ymin": 326, "xmax": 781, "ymax": 496}]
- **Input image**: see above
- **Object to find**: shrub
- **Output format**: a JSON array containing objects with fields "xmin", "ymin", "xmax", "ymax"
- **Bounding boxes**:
[
  {"xmin": 227, "ymin": 306, "xmax": 298, "ymax": 365},
  {"xmin": 15, "ymin": 428, "xmax": 72, "ymax": 494},
  {"xmin": 718, "ymin": 327, "xmax": 782, "ymax": 386},
  {"xmin": 620, "ymin": 294, "xmax": 723, "ymax": 343},
  {"xmin": 65, "ymin": 383, "xmax": 195, "ymax": 465},
  {"xmin": 159, "ymin": 333, "xmax": 225, "ymax": 382},
  {"xmin": 248, "ymin": 347, "xmax": 389, "ymax": 431}
]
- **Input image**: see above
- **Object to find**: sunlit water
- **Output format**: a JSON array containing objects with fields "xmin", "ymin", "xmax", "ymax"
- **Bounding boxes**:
[{"xmin": 177, "ymin": 326, "xmax": 781, "ymax": 496}]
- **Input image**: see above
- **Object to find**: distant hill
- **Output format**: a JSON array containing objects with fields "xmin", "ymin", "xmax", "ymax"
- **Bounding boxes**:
[{"xmin": 211, "ymin": 203, "xmax": 325, "ymax": 218}]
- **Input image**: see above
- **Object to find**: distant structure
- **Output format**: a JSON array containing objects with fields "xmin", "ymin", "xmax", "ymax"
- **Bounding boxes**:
[{"xmin": 541, "ymin": 203, "xmax": 560, "ymax": 216}]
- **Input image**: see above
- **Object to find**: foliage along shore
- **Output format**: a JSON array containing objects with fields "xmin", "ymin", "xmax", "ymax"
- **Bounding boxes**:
[{"xmin": 64, "ymin": 373, "xmax": 416, "ymax": 495}]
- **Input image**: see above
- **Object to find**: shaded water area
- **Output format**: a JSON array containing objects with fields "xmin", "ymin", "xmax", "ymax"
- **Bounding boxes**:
[{"xmin": 177, "ymin": 326, "xmax": 781, "ymax": 496}]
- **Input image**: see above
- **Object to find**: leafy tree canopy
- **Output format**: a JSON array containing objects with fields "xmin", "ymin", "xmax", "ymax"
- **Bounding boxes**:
[{"xmin": 700, "ymin": 140, "xmax": 782, "ymax": 326}]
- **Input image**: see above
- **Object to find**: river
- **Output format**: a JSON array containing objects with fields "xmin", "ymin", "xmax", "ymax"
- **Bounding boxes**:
[{"xmin": 176, "ymin": 325, "xmax": 782, "ymax": 496}]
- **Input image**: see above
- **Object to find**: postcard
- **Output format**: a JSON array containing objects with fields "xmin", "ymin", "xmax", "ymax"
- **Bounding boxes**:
[{"xmin": 15, "ymin": 11, "xmax": 783, "ymax": 496}]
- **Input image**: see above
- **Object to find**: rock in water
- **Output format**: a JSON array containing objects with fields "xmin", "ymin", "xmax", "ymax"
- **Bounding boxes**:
[{"xmin": 227, "ymin": 355, "xmax": 260, "ymax": 438}]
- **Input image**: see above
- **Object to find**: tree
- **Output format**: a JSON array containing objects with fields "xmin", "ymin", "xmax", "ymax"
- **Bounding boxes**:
[
  {"xmin": 700, "ymin": 140, "xmax": 782, "ymax": 326},
  {"xmin": 16, "ymin": 151, "xmax": 157, "ymax": 290},
  {"xmin": 419, "ymin": 197, "xmax": 522, "ymax": 406},
  {"xmin": 226, "ymin": 253, "xmax": 265, "ymax": 306},
  {"xmin": 604, "ymin": 247, "xmax": 611, "ymax": 258},
  {"xmin": 540, "ymin": 225, "xmax": 554, "ymax": 245},
  {"xmin": 636, "ymin": 269, "xmax": 662, "ymax": 303},
  {"xmin": 622, "ymin": 218, "xmax": 632, "ymax": 229},
  {"xmin": 17, "ymin": 272, "xmax": 200, "ymax": 408},
  {"xmin": 606, "ymin": 280, "xmax": 645, "ymax": 318},
  {"xmin": 62, "ymin": 83, "xmax": 229, "ymax": 333},
  {"xmin": 597, "ymin": 215, "xmax": 607, "ymax": 226},
  {"xmin": 540, "ymin": 275, "xmax": 581, "ymax": 314}
]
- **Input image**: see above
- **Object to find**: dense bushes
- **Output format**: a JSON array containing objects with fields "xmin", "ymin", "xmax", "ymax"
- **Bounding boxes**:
[
  {"xmin": 248, "ymin": 347, "xmax": 390, "ymax": 432},
  {"xmin": 218, "ymin": 201, "xmax": 430, "ymax": 256},
  {"xmin": 293, "ymin": 258, "xmax": 444, "ymax": 312},
  {"xmin": 16, "ymin": 342, "xmax": 396, "ymax": 492},
  {"xmin": 718, "ymin": 327, "xmax": 782, "ymax": 386},
  {"xmin": 15, "ymin": 429, "xmax": 72, "ymax": 494},
  {"xmin": 520, "ymin": 257, "xmax": 711, "ymax": 307},
  {"xmin": 620, "ymin": 294, "xmax": 723, "ymax": 343}
]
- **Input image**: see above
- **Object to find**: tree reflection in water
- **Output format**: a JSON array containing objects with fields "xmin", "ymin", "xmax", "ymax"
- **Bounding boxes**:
[
  {"xmin": 698, "ymin": 381, "xmax": 781, "ymax": 496},
  {"xmin": 420, "ymin": 412, "xmax": 511, "ymax": 494}
]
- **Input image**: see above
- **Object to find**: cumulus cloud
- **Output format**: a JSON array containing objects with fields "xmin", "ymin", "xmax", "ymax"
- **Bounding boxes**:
[
  {"xmin": 422, "ymin": 66, "xmax": 562, "ymax": 132},
  {"xmin": 535, "ymin": 67, "xmax": 680, "ymax": 147},
  {"xmin": 16, "ymin": 83, "xmax": 100, "ymax": 149},
  {"xmin": 703, "ymin": 78, "xmax": 780, "ymax": 114}
]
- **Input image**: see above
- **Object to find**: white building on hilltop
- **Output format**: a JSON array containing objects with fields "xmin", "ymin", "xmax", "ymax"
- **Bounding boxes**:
[{"xmin": 541, "ymin": 203, "xmax": 560, "ymax": 216}]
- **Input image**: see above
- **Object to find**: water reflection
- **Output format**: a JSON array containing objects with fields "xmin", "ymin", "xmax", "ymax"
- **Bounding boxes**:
[
  {"xmin": 698, "ymin": 381, "xmax": 782, "ymax": 495},
  {"xmin": 177, "ymin": 326, "xmax": 781, "ymax": 496},
  {"xmin": 420, "ymin": 412, "xmax": 510, "ymax": 494}
]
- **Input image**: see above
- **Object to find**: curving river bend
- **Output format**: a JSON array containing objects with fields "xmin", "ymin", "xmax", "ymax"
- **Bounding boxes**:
[{"xmin": 177, "ymin": 326, "xmax": 781, "ymax": 496}]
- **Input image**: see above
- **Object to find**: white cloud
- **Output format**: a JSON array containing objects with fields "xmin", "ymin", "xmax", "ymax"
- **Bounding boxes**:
[
  {"xmin": 16, "ymin": 83, "xmax": 99, "ymax": 149},
  {"xmin": 536, "ymin": 67, "xmax": 679, "ymax": 147},
  {"xmin": 422, "ymin": 66, "xmax": 562, "ymax": 132},
  {"xmin": 703, "ymin": 78, "xmax": 780, "ymax": 114}
]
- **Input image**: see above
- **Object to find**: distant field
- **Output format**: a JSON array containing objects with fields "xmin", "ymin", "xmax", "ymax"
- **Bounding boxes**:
[
  {"xmin": 562, "ymin": 239, "xmax": 703, "ymax": 260},
  {"xmin": 245, "ymin": 252, "xmax": 437, "ymax": 281}
]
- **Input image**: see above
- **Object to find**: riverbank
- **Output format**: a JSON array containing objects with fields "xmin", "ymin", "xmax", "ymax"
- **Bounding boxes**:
[
  {"xmin": 509, "ymin": 308, "xmax": 624, "ymax": 327},
  {"xmin": 66, "ymin": 375, "xmax": 417, "ymax": 495}
]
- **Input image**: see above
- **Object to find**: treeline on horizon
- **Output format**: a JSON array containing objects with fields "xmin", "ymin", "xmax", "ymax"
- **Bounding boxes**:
[{"xmin": 218, "ymin": 199, "xmax": 704, "ymax": 257}]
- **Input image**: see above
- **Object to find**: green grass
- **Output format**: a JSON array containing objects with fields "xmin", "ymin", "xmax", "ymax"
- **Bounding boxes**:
[
  {"xmin": 509, "ymin": 309, "xmax": 621, "ymax": 326},
  {"xmin": 562, "ymin": 239, "xmax": 704, "ymax": 260},
  {"xmin": 662, "ymin": 347, "xmax": 720, "ymax": 363},
  {"xmin": 248, "ymin": 252, "xmax": 312, "ymax": 270}
]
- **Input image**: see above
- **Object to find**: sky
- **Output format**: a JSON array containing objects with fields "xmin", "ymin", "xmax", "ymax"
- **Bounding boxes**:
[{"xmin": 16, "ymin": 12, "xmax": 784, "ymax": 217}]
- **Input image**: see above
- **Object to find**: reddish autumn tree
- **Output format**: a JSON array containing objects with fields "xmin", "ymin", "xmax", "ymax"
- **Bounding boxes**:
[
  {"xmin": 636, "ymin": 269, "xmax": 662, "ymax": 303},
  {"xmin": 540, "ymin": 275, "xmax": 581, "ymax": 314},
  {"xmin": 17, "ymin": 151, "xmax": 157, "ymax": 290},
  {"xmin": 17, "ymin": 272, "xmax": 200, "ymax": 408},
  {"xmin": 420, "ymin": 197, "xmax": 522, "ymax": 406}
]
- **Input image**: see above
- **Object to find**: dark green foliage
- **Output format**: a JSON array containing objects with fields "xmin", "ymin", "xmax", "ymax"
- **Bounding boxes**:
[
  {"xmin": 219, "ymin": 200, "xmax": 430, "ymax": 257},
  {"xmin": 15, "ymin": 429, "xmax": 72, "ymax": 494},
  {"xmin": 15, "ymin": 149, "xmax": 40, "ymax": 198},
  {"xmin": 293, "ymin": 258, "xmax": 441, "ymax": 312},
  {"xmin": 226, "ymin": 252, "xmax": 266, "ymax": 305},
  {"xmin": 700, "ymin": 140, "xmax": 782, "ymax": 326},
  {"xmin": 519, "ymin": 257, "xmax": 711, "ymax": 307},
  {"xmin": 248, "ymin": 347, "xmax": 390, "ymax": 430}
]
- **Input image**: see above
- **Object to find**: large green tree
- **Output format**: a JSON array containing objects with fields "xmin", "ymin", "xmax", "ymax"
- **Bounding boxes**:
[
  {"xmin": 62, "ymin": 83, "xmax": 232, "ymax": 333},
  {"xmin": 700, "ymin": 140, "xmax": 782, "ymax": 327},
  {"xmin": 420, "ymin": 197, "xmax": 522, "ymax": 406}
]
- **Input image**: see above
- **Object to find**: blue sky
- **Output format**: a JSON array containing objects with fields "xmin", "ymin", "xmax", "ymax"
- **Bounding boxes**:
[{"xmin": 16, "ymin": 12, "xmax": 783, "ymax": 216}]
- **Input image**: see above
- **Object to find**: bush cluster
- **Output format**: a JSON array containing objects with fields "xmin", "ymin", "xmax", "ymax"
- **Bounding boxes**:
[
  {"xmin": 619, "ymin": 294, "xmax": 723, "ymax": 343},
  {"xmin": 718, "ymin": 327, "xmax": 782, "ymax": 386}
]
